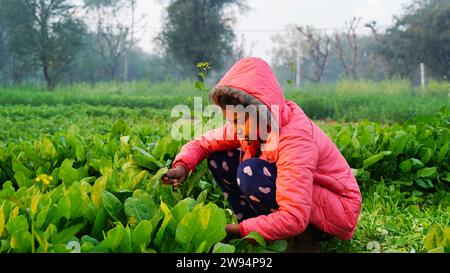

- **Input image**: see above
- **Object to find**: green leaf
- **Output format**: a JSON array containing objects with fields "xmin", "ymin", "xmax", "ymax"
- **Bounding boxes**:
[
  {"xmin": 196, "ymin": 190, "xmax": 208, "ymax": 205},
  {"xmin": 51, "ymin": 223, "xmax": 85, "ymax": 244},
  {"xmin": 195, "ymin": 81, "xmax": 205, "ymax": 91},
  {"xmin": 175, "ymin": 203, "xmax": 227, "ymax": 253},
  {"xmin": 75, "ymin": 141, "xmax": 85, "ymax": 162},
  {"xmin": 59, "ymin": 159, "xmax": 79, "ymax": 186},
  {"xmin": 40, "ymin": 136, "xmax": 57, "ymax": 159},
  {"xmin": 410, "ymin": 158, "xmax": 424, "ymax": 168},
  {"xmin": 428, "ymin": 246, "xmax": 445, "ymax": 253},
  {"xmin": 81, "ymin": 242, "xmax": 95, "ymax": 253},
  {"xmin": 6, "ymin": 215, "xmax": 29, "ymax": 234},
  {"xmin": 363, "ymin": 151, "xmax": 391, "ymax": 168},
  {"xmin": 91, "ymin": 176, "xmax": 107, "ymax": 210},
  {"xmin": 389, "ymin": 180, "xmax": 413, "ymax": 186},
  {"xmin": 124, "ymin": 190, "xmax": 157, "ymax": 225},
  {"xmin": 101, "ymin": 191, "xmax": 124, "ymax": 222},
  {"xmin": 390, "ymin": 130, "xmax": 408, "ymax": 155},
  {"xmin": 81, "ymin": 235, "xmax": 99, "ymax": 246},
  {"xmin": 415, "ymin": 179, "xmax": 433, "ymax": 189},
  {"xmin": 420, "ymin": 148, "xmax": 433, "ymax": 165},
  {"xmin": 111, "ymin": 120, "xmax": 129, "ymax": 139},
  {"xmin": 399, "ymin": 159, "xmax": 412, "ymax": 173},
  {"xmin": 120, "ymin": 226, "xmax": 132, "ymax": 253},
  {"xmin": 266, "ymin": 240, "xmax": 288, "ymax": 252},
  {"xmin": 132, "ymin": 220, "xmax": 152, "ymax": 252},
  {"xmin": 12, "ymin": 162, "xmax": 33, "ymax": 178},
  {"xmin": 99, "ymin": 224, "xmax": 125, "ymax": 251},
  {"xmin": 0, "ymin": 207, "xmax": 5, "ymax": 237},
  {"xmin": 212, "ymin": 242, "xmax": 235, "ymax": 253},
  {"xmin": 133, "ymin": 147, "xmax": 163, "ymax": 171},
  {"xmin": 10, "ymin": 231, "xmax": 32, "ymax": 253},
  {"xmin": 424, "ymin": 225, "xmax": 441, "ymax": 250},
  {"xmin": 91, "ymin": 208, "xmax": 108, "ymax": 240},
  {"xmin": 244, "ymin": 232, "xmax": 266, "ymax": 247},
  {"xmin": 14, "ymin": 171, "xmax": 32, "ymax": 187},
  {"xmin": 130, "ymin": 170, "xmax": 148, "ymax": 190},
  {"xmin": 442, "ymin": 172, "xmax": 450, "ymax": 182},
  {"xmin": 171, "ymin": 198, "xmax": 196, "ymax": 223},
  {"xmin": 436, "ymin": 142, "xmax": 448, "ymax": 163},
  {"xmin": 154, "ymin": 200, "xmax": 173, "ymax": 247},
  {"xmin": 416, "ymin": 167, "xmax": 437, "ymax": 178},
  {"xmin": 195, "ymin": 241, "xmax": 207, "ymax": 253},
  {"xmin": 35, "ymin": 198, "xmax": 51, "ymax": 230}
]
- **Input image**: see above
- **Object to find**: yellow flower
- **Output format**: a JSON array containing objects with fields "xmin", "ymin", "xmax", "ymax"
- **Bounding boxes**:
[{"xmin": 35, "ymin": 174, "xmax": 53, "ymax": 186}]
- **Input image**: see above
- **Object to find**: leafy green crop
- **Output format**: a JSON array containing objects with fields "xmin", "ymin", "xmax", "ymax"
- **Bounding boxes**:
[
  {"xmin": 323, "ymin": 106, "xmax": 449, "ymax": 191},
  {"xmin": 424, "ymin": 225, "xmax": 450, "ymax": 253},
  {"xmin": 0, "ymin": 88, "xmax": 448, "ymax": 253},
  {"xmin": 0, "ymin": 120, "xmax": 287, "ymax": 253}
]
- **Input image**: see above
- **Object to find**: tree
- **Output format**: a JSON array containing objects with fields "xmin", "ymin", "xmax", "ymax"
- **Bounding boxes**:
[
  {"xmin": 377, "ymin": 0, "xmax": 450, "ymax": 80},
  {"xmin": 297, "ymin": 26, "xmax": 331, "ymax": 83},
  {"xmin": 84, "ymin": 0, "xmax": 144, "ymax": 81},
  {"xmin": 0, "ymin": 0, "xmax": 85, "ymax": 90},
  {"xmin": 158, "ymin": 0, "xmax": 248, "ymax": 76},
  {"xmin": 271, "ymin": 24, "xmax": 389, "ymax": 84},
  {"xmin": 122, "ymin": 0, "xmax": 147, "ymax": 82},
  {"xmin": 333, "ymin": 17, "xmax": 361, "ymax": 80},
  {"xmin": 0, "ymin": 24, "xmax": 6, "ymax": 77}
]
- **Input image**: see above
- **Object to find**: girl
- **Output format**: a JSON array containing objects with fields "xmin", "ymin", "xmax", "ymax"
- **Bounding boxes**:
[{"xmin": 162, "ymin": 57, "xmax": 362, "ymax": 250}]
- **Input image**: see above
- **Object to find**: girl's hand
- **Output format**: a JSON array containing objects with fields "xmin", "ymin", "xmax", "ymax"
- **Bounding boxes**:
[
  {"xmin": 225, "ymin": 224, "xmax": 242, "ymax": 239},
  {"xmin": 161, "ymin": 165, "xmax": 188, "ymax": 190}
]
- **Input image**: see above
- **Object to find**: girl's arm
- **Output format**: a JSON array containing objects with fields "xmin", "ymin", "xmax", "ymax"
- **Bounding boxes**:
[{"xmin": 172, "ymin": 122, "xmax": 240, "ymax": 171}]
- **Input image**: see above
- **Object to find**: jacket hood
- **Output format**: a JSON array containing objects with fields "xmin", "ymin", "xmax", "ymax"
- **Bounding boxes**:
[
  {"xmin": 213, "ymin": 57, "xmax": 288, "ymax": 127},
  {"xmin": 216, "ymin": 57, "xmax": 285, "ymax": 109}
]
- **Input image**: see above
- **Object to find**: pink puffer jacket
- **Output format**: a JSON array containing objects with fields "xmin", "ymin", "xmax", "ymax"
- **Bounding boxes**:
[{"xmin": 172, "ymin": 57, "xmax": 362, "ymax": 241}]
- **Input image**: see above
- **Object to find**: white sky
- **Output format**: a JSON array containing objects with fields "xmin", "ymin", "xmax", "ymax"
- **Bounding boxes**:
[{"xmin": 131, "ymin": 0, "xmax": 413, "ymax": 64}]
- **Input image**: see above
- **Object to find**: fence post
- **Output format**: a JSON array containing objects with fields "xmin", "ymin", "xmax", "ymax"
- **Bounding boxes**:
[{"xmin": 420, "ymin": 62, "xmax": 425, "ymax": 90}]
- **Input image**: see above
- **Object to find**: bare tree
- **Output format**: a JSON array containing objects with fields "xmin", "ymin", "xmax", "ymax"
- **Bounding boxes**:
[
  {"xmin": 95, "ymin": 22, "xmax": 129, "ymax": 80},
  {"xmin": 297, "ymin": 26, "xmax": 331, "ymax": 83},
  {"xmin": 364, "ymin": 20, "xmax": 392, "ymax": 76},
  {"xmin": 84, "ymin": 0, "xmax": 130, "ymax": 81},
  {"xmin": 0, "ymin": 25, "xmax": 5, "ymax": 75},
  {"xmin": 123, "ymin": 0, "xmax": 147, "ymax": 81},
  {"xmin": 333, "ymin": 17, "xmax": 361, "ymax": 80},
  {"xmin": 365, "ymin": 20, "xmax": 386, "ymax": 44}
]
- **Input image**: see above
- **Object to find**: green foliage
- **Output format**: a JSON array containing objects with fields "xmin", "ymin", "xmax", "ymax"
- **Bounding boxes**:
[
  {"xmin": 158, "ymin": 0, "xmax": 247, "ymax": 74},
  {"xmin": 0, "ymin": 0, "xmax": 85, "ymax": 89},
  {"xmin": 323, "ymin": 107, "xmax": 449, "ymax": 191},
  {"xmin": 381, "ymin": 0, "xmax": 450, "ymax": 79},
  {"xmin": 0, "ymin": 81, "xmax": 448, "ymax": 253},
  {"xmin": 321, "ymin": 182, "xmax": 450, "ymax": 253},
  {"xmin": 424, "ymin": 225, "xmax": 450, "ymax": 253},
  {"xmin": 0, "ymin": 120, "xmax": 286, "ymax": 253}
]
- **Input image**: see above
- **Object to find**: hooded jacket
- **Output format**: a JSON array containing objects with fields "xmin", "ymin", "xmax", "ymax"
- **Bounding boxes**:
[{"xmin": 172, "ymin": 57, "xmax": 362, "ymax": 241}]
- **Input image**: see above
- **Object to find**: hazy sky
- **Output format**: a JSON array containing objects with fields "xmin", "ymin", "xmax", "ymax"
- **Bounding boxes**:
[{"xmin": 133, "ymin": 0, "xmax": 413, "ymax": 64}]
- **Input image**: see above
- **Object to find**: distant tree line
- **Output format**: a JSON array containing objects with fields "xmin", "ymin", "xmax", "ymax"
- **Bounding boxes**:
[
  {"xmin": 0, "ymin": 0, "xmax": 247, "ymax": 89},
  {"xmin": 271, "ymin": 0, "xmax": 449, "ymax": 85},
  {"xmin": 0, "ymin": 0, "xmax": 447, "ymax": 89}
]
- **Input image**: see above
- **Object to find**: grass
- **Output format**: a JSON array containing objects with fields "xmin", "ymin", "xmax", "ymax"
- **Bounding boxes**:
[
  {"xmin": 1, "ymin": 80, "xmax": 448, "ymax": 123},
  {"xmin": 322, "ymin": 183, "xmax": 450, "ymax": 253},
  {"xmin": 0, "ymin": 104, "xmax": 171, "ymax": 142}
]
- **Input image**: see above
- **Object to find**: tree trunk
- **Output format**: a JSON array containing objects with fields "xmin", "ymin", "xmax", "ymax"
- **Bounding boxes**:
[{"xmin": 43, "ymin": 60, "xmax": 55, "ymax": 90}]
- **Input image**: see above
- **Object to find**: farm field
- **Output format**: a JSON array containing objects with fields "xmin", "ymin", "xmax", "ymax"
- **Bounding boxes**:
[{"xmin": 0, "ymin": 80, "xmax": 449, "ymax": 253}]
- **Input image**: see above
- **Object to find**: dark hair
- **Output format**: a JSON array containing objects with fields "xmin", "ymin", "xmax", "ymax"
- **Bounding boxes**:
[{"xmin": 209, "ymin": 86, "xmax": 258, "ymax": 108}]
